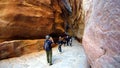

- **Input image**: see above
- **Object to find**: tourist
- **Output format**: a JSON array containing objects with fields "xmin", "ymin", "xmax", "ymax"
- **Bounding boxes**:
[
  {"xmin": 58, "ymin": 36, "xmax": 63, "ymax": 53},
  {"xmin": 43, "ymin": 35, "xmax": 53, "ymax": 65}
]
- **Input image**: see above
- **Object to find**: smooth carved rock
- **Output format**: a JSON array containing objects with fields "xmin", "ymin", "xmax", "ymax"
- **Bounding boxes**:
[
  {"xmin": 0, "ymin": 40, "xmax": 42, "ymax": 59},
  {"xmin": 0, "ymin": 0, "xmax": 63, "ymax": 59},
  {"xmin": 0, "ymin": 0, "xmax": 84, "ymax": 40},
  {"xmin": 83, "ymin": 0, "xmax": 120, "ymax": 68},
  {"xmin": 59, "ymin": 0, "xmax": 84, "ymax": 39},
  {"xmin": 0, "ymin": 0, "xmax": 84, "ymax": 60},
  {"xmin": 0, "ymin": 0, "xmax": 64, "ymax": 39},
  {"xmin": 0, "ymin": 39, "xmax": 56, "ymax": 59}
]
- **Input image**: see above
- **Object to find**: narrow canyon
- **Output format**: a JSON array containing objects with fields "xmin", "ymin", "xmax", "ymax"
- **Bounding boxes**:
[{"xmin": 0, "ymin": 0, "xmax": 120, "ymax": 68}]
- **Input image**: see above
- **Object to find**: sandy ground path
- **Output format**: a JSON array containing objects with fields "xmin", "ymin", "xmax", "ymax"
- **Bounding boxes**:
[{"xmin": 0, "ymin": 40, "xmax": 89, "ymax": 68}]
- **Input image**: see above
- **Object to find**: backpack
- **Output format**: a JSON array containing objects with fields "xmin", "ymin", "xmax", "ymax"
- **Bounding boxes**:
[
  {"xmin": 44, "ymin": 40, "xmax": 52, "ymax": 51},
  {"xmin": 44, "ymin": 40, "xmax": 49, "ymax": 50}
]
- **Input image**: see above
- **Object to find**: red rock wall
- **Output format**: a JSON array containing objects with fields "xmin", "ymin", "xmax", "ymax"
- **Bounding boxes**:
[
  {"xmin": 0, "ymin": 40, "xmax": 43, "ymax": 59},
  {"xmin": 0, "ymin": 0, "xmax": 64, "ymax": 39},
  {"xmin": 59, "ymin": 0, "xmax": 84, "ymax": 39},
  {"xmin": 0, "ymin": 0, "xmax": 84, "ymax": 60},
  {"xmin": 83, "ymin": 0, "xmax": 120, "ymax": 68},
  {"xmin": 70, "ymin": 0, "xmax": 84, "ymax": 39},
  {"xmin": 0, "ymin": 0, "xmax": 84, "ymax": 40},
  {"xmin": 0, "ymin": 39, "xmax": 56, "ymax": 59}
]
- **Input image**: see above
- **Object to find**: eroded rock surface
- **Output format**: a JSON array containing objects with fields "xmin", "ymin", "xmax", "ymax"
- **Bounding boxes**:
[
  {"xmin": 59, "ymin": 0, "xmax": 84, "ymax": 39},
  {"xmin": 0, "ymin": 39, "xmax": 44, "ymax": 59},
  {"xmin": 83, "ymin": 0, "xmax": 120, "ymax": 68},
  {"xmin": 0, "ymin": 0, "xmax": 84, "ymax": 60},
  {"xmin": 0, "ymin": 0, "xmax": 64, "ymax": 39},
  {"xmin": 0, "ymin": 0, "xmax": 84, "ymax": 40}
]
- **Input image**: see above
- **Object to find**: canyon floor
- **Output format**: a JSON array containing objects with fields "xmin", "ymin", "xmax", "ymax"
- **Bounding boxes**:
[{"xmin": 0, "ymin": 39, "xmax": 89, "ymax": 68}]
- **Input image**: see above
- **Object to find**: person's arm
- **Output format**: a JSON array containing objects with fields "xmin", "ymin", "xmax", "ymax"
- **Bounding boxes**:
[{"xmin": 50, "ymin": 37, "xmax": 54, "ymax": 43}]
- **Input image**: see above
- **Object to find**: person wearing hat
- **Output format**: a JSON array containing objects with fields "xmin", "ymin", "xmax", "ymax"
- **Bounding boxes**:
[{"xmin": 43, "ymin": 35, "xmax": 53, "ymax": 65}]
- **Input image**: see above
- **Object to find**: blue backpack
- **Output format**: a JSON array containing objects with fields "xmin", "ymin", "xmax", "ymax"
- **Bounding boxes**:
[{"xmin": 44, "ymin": 40, "xmax": 52, "ymax": 51}]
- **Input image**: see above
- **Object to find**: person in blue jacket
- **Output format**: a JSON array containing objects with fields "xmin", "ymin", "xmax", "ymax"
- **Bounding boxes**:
[{"xmin": 43, "ymin": 35, "xmax": 53, "ymax": 65}]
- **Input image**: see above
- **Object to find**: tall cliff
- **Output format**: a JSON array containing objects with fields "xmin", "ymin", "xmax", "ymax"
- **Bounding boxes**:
[
  {"xmin": 0, "ymin": 0, "xmax": 63, "ymax": 39},
  {"xmin": 0, "ymin": 0, "xmax": 119, "ymax": 68},
  {"xmin": 0, "ymin": 0, "xmax": 84, "ymax": 40},
  {"xmin": 83, "ymin": 0, "xmax": 120, "ymax": 68},
  {"xmin": 0, "ymin": 0, "xmax": 84, "ymax": 60}
]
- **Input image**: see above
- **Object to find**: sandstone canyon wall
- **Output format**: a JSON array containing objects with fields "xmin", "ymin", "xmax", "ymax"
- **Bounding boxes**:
[
  {"xmin": 83, "ymin": 0, "xmax": 120, "ymax": 68},
  {"xmin": 0, "ymin": 39, "xmax": 56, "ymax": 60},
  {"xmin": 0, "ymin": 0, "xmax": 84, "ymax": 40},
  {"xmin": 59, "ymin": 0, "xmax": 84, "ymax": 39},
  {"xmin": 0, "ymin": 0, "xmax": 64, "ymax": 39},
  {"xmin": 0, "ymin": 0, "xmax": 84, "ymax": 60},
  {"xmin": 0, "ymin": 39, "xmax": 43, "ymax": 59},
  {"xmin": 0, "ymin": 0, "xmax": 63, "ymax": 59},
  {"xmin": 1, "ymin": 0, "xmax": 119, "ymax": 68}
]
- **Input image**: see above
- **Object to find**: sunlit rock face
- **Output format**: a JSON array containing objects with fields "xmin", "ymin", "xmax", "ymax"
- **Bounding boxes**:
[
  {"xmin": 0, "ymin": 39, "xmax": 56, "ymax": 59},
  {"xmin": 0, "ymin": 0, "xmax": 63, "ymax": 59},
  {"xmin": 0, "ymin": 0, "xmax": 84, "ymax": 40},
  {"xmin": 0, "ymin": 40, "xmax": 43, "ymax": 59},
  {"xmin": 0, "ymin": 0, "xmax": 64, "ymax": 39},
  {"xmin": 69, "ymin": 0, "xmax": 84, "ymax": 39},
  {"xmin": 59, "ymin": 0, "xmax": 84, "ymax": 39},
  {"xmin": 0, "ymin": 0, "xmax": 84, "ymax": 60},
  {"xmin": 83, "ymin": 0, "xmax": 120, "ymax": 68}
]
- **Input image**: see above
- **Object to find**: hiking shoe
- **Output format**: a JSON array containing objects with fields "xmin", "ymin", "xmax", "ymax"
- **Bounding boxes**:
[{"xmin": 49, "ymin": 63, "xmax": 53, "ymax": 66}]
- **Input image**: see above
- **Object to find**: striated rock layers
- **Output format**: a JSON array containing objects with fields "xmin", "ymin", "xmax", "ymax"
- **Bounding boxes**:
[
  {"xmin": 0, "ymin": 0, "xmax": 84, "ymax": 40},
  {"xmin": 0, "ymin": 0, "xmax": 84, "ymax": 60},
  {"xmin": 0, "ymin": 0, "xmax": 63, "ymax": 59},
  {"xmin": 83, "ymin": 0, "xmax": 120, "ymax": 68},
  {"xmin": 0, "ymin": 0, "xmax": 64, "ymax": 39},
  {"xmin": 0, "ymin": 1, "xmax": 120, "ymax": 68},
  {"xmin": 59, "ymin": 0, "xmax": 84, "ymax": 39},
  {"xmin": 0, "ymin": 39, "xmax": 56, "ymax": 59},
  {"xmin": 0, "ymin": 39, "xmax": 44, "ymax": 59}
]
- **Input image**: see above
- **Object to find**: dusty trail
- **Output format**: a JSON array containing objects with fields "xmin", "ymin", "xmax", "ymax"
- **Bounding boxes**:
[{"xmin": 0, "ymin": 40, "xmax": 89, "ymax": 68}]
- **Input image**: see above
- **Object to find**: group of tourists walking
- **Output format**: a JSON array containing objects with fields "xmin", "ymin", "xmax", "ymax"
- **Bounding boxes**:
[
  {"xmin": 58, "ymin": 35, "xmax": 72, "ymax": 53},
  {"xmin": 43, "ymin": 34, "xmax": 72, "ymax": 66}
]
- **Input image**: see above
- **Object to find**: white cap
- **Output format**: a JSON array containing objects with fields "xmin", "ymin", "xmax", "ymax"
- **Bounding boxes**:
[{"xmin": 45, "ymin": 35, "xmax": 50, "ymax": 39}]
